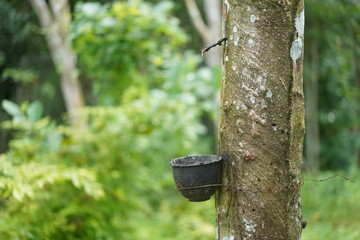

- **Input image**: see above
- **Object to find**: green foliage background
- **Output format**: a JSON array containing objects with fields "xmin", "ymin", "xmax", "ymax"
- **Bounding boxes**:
[
  {"xmin": 0, "ymin": 0, "xmax": 359, "ymax": 239},
  {"xmin": 305, "ymin": 0, "xmax": 360, "ymax": 169}
]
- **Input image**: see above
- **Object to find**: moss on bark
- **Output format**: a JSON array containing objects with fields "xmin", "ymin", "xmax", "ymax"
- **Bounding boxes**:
[{"xmin": 216, "ymin": 0, "xmax": 305, "ymax": 239}]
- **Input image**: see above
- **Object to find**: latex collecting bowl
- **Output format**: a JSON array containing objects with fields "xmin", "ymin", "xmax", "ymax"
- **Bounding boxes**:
[{"xmin": 170, "ymin": 155, "xmax": 223, "ymax": 202}]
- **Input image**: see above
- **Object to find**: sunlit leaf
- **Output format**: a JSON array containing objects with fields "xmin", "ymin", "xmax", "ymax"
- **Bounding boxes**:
[
  {"xmin": 2, "ymin": 100, "xmax": 21, "ymax": 117},
  {"xmin": 26, "ymin": 100, "xmax": 43, "ymax": 122}
]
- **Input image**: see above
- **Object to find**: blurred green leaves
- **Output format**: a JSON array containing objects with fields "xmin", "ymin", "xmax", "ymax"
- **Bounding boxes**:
[
  {"xmin": 0, "ymin": 156, "xmax": 104, "ymax": 201},
  {"xmin": 72, "ymin": 0, "xmax": 188, "ymax": 104},
  {"xmin": 0, "ymin": 0, "xmax": 358, "ymax": 239},
  {"xmin": 302, "ymin": 172, "xmax": 360, "ymax": 240},
  {"xmin": 2, "ymin": 100, "xmax": 21, "ymax": 117},
  {"xmin": 2, "ymin": 100, "xmax": 43, "ymax": 122},
  {"xmin": 1, "ymin": 68, "xmax": 37, "ymax": 84},
  {"xmin": 0, "ymin": 1, "xmax": 220, "ymax": 238},
  {"xmin": 305, "ymin": 0, "xmax": 360, "ymax": 169},
  {"xmin": 0, "ymin": 86, "xmax": 215, "ymax": 238}
]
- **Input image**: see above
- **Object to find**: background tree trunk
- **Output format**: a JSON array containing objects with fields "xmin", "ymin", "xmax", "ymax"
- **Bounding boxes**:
[
  {"xmin": 184, "ymin": 0, "xmax": 222, "ymax": 66},
  {"xmin": 29, "ymin": 0, "xmax": 85, "ymax": 125},
  {"xmin": 304, "ymin": 41, "xmax": 319, "ymax": 172},
  {"xmin": 356, "ymin": 53, "xmax": 360, "ymax": 167},
  {"xmin": 216, "ymin": 1, "xmax": 305, "ymax": 239}
]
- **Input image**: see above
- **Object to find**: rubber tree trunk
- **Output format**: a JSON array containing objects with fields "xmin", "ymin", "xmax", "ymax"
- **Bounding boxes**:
[{"xmin": 216, "ymin": 1, "xmax": 305, "ymax": 240}]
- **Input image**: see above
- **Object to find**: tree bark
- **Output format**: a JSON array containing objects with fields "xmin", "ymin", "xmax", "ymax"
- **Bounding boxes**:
[
  {"xmin": 216, "ymin": 1, "xmax": 305, "ymax": 239},
  {"xmin": 29, "ymin": 0, "xmax": 85, "ymax": 125}
]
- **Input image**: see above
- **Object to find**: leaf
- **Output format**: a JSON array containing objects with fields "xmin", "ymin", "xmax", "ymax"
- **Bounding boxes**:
[
  {"xmin": 81, "ymin": 2, "xmax": 101, "ymax": 17},
  {"xmin": 12, "ymin": 187, "xmax": 24, "ymax": 201},
  {"xmin": 27, "ymin": 100, "xmax": 43, "ymax": 122},
  {"xmin": 45, "ymin": 132, "xmax": 62, "ymax": 151},
  {"xmin": 1, "ymin": 100, "xmax": 21, "ymax": 117}
]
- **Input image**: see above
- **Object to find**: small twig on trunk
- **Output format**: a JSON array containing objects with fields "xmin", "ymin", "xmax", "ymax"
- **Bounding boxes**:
[{"xmin": 202, "ymin": 37, "xmax": 228, "ymax": 55}]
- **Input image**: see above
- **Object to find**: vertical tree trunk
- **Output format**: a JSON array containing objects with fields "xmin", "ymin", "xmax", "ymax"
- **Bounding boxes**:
[
  {"xmin": 304, "ymin": 41, "xmax": 319, "ymax": 172},
  {"xmin": 353, "ymin": 30, "xmax": 360, "ymax": 167},
  {"xmin": 203, "ymin": 0, "xmax": 222, "ymax": 66},
  {"xmin": 184, "ymin": 0, "xmax": 222, "ymax": 66},
  {"xmin": 29, "ymin": 0, "xmax": 85, "ymax": 125},
  {"xmin": 216, "ymin": 1, "xmax": 305, "ymax": 239}
]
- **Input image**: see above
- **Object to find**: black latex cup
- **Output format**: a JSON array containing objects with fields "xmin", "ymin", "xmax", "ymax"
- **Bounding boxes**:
[{"xmin": 170, "ymin": 155, "xmax": 222, "ymax": 202}]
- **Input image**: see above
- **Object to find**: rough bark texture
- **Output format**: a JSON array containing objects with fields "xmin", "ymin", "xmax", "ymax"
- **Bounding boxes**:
[{"xmin": 216, "ymin": 1, "xmax": 305, "ymax": 240}]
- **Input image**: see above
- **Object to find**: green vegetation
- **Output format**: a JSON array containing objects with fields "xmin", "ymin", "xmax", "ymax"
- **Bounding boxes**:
[
  {"xmin": 0, "ymin": 1, "xmax": 219, "ymax": 238},
  {"xmin": 71, "ymin": 0, "xmax": 188, "ymax": 104},
  {"xmin": 0, "ymin": 95, "xmax": 214, "ymax": 239},
  {"xmin": 302, "ymin": 172, "xmax": 360, "ymax": 240},
  {"xmin": 305, "ymin": 0, "xmax": 360, "ymax": 169},
  {"xmin": 0, "ymin": 0, "xmax": 359, "ymax": 239}
]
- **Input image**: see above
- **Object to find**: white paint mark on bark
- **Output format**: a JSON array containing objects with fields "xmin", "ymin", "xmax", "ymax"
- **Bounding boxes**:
[
  {"xmin": 266, "ymin": 91, "xmax": 273, "ymax": 98},
  {"xmin": 249, "ymin": 110, "xmax": 266, "ymax": 124},
  {"xmin": 243, "ymin": 219, "xmax": 256, "ymax": 240},
  {"xmin": 295, "ymin": 9, "xmax": 305, "ymax": 36},
  {"xmin": 290, "ymin": 38, "xmax": 303, "ymax": 61},
  {"xmin": 234, "ymin": 40, "xmax": 239, "ymax": 46},
  {"xmin": 248, "ymin": 39, "xmax": 254, "ymax": 45},
  {"xmin": 242, "ymin": 67, "xmax": 248, "ymax": 75},
  {"xmin": 225, "ymin": 56, "xmax": 229, "ymax": 61},
  {"xmin": 241, "ymin": 103, "xmax": 248, "ymax": 110},
  {"xmin": 232, "ymin": 65, "xmax": 237, "ymax": 71},
  {"xmin": 291, "ymin": 9, "xmax": 304, "ymax": 61},
  {"xmin": 256, "ymin": 76, "xmax": 263, "ymax": 83},
  {"xmin": 242, "ymin": 83, "xmax": 258, "ymax": 96},
  {"xmin": 272, "ymin": 125, "xmax": 277, "ymax": 131},
  {"xmin": 250, "ymin": 95, "xmax": 256, "ymax": 104},
  {"xmin": 250, "ymin": 14, "xmax": 258, "ymax": 23},
  {"xmin": 224, "ymin": 0, "xmax": 231, "ymax": 12},
  {"xmin": 233, "ymin": 26, "xmax": 238, "ymax": 33}
]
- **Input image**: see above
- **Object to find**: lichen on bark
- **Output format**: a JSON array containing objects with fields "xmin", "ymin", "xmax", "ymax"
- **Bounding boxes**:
[{"xmin": 216, "ymin": 0, "xmax": 305, "ymax": 239}]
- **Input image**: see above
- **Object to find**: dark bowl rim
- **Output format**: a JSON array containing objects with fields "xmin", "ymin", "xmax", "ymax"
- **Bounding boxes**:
[{"xmin": 170, "ymin": 154, "xmax": 222, "ymax": 168}]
